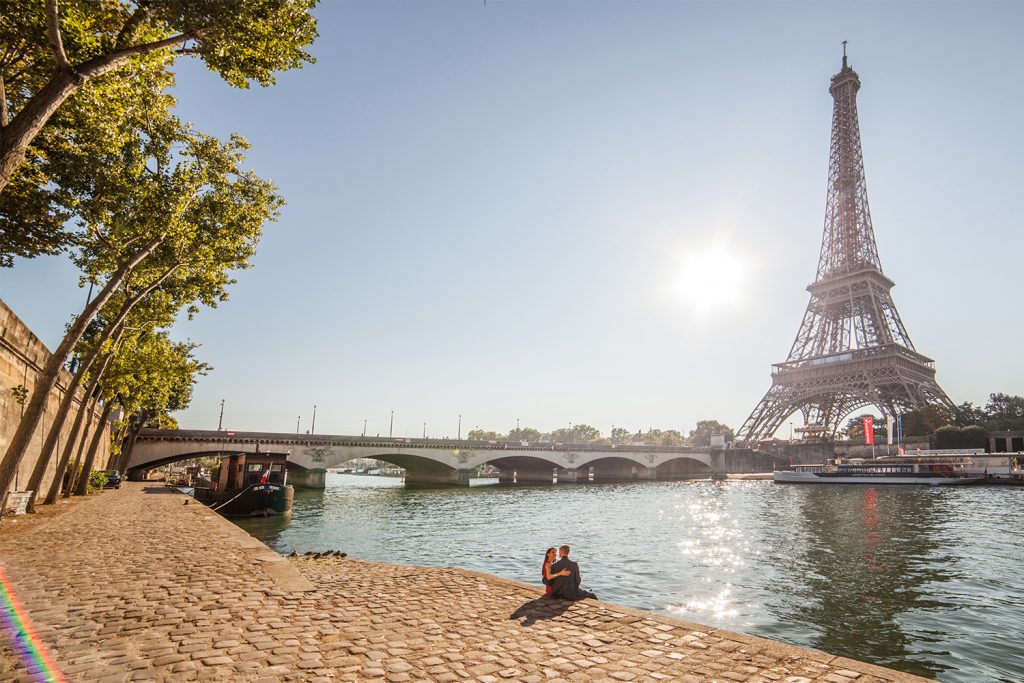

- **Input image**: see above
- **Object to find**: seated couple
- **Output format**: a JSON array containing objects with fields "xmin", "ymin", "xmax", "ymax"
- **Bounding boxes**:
[{"xmin": 541, "ymin": 545, "xmax": 597, "ymax": 600}]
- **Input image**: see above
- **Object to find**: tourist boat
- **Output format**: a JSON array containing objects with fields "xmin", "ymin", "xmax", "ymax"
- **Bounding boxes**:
[
  {"xmin": 193, "ymin": 450, "xmax": 293, "ymax": 516},
  {"xmin": 773, "ymin": 454, "xmax": 1013, "ymax": 486}
]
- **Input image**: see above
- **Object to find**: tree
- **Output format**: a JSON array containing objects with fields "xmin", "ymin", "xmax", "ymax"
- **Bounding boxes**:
[
  {"xmin": 608, "ymin": 427, "xmax": 633, "ymax": 445},
  {"xmin": 0, "ymin": 0, "xmax": 318, "ymax": 195},
  {"xmin": 655, "ymin": 429, "xmax": 686, "ymax": 447},
  {"xmin": 900, "ymin": 404, "xmax": 953, "ymax": 436},
  {"xmin": 983, "ymin": 393, "xmax": 1024, "ymax": 431},
  {"xmin": 688, "ymin": 420, "xmax": 735, "ymax": 447},
  {"xmin": 951, "ymin": 402, "xmax": 986, "ymax": 428},
  {"xmin": 932, "ymin": 425, "xmax": 984, "ymax": 450},
  {"xmin": 548, "ymin": 424, "xmax": 603, "ymax": 444},
  {"xmin": 507, "ymin": 427, "xmax": 542, "ymax": 443},
  {"xmin": 0, "ymin": 121, "xmax": 281, "ymax": 506},
  {"xmin": 842, "ymin": 414, "xmax": 886, "ymax": 442},
  {"xmin": 466, "ymin": 430, "xmax": 502, "ymax": 442},
  {"xmin": 91, "ymin": 332, "xmax": 208, "ymax": 483}
]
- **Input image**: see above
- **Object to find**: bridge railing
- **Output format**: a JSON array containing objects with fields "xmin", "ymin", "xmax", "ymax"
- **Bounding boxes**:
[{"xmin": 136, "ymin": 429, "xmax": 744, "ymax": 454}]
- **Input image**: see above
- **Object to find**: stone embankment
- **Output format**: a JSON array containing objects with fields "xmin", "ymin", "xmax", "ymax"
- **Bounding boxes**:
[{"xmin": 0, "ymin": 484, "xmax": 930, "ymax": 682}]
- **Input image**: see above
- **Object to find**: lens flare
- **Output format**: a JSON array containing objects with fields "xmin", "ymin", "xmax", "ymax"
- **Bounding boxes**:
[{"xmin": 0, "ymin": 562, "xmax": 65, "ymax": 682}]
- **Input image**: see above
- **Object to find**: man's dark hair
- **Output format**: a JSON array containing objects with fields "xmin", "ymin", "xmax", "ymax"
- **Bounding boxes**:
[{"xmin": 559, "ymin": 544, "xmax": 570, "ymax": 555}]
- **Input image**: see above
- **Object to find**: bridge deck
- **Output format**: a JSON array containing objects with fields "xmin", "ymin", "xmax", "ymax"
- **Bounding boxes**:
[{"xmin": 137, "ymin": 428, "xmax": 726, "ymax": 455}]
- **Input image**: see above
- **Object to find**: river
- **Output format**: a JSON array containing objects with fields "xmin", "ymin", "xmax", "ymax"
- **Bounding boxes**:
[{"xmin": 233, "ymin": 474, "xmax": 1023, "ymax": 682}]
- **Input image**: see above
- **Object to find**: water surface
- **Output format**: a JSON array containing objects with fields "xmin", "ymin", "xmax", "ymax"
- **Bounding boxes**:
[{"xmin": 234, "ymin": 474, "xmax": 1024, "ymax": 682}]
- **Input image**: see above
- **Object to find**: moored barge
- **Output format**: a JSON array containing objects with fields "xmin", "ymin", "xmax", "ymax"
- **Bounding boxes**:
[
  {"xmin": 774, "ymin": 453, "xmax": 1021, "ymax": 486},
  {"xmin": 194, "ymin": 450, "xmax": 293, "ymax": 516}
]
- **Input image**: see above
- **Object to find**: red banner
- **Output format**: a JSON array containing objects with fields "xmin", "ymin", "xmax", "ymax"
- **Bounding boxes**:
[{"xmin": 863, "ymin": 416, "xmax": 874, "ymax": 445}]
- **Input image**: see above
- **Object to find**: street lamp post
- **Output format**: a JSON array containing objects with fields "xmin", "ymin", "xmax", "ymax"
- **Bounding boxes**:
[
  {"xmin": 790, "ymin": 422, "xmax": 794, "ymax": 441},
  {"xmin": 311, "ymin": 404, "xmax": 317, "ymax": 434},
  {"xmin": 362, "ymin": 419, "xmax": 367, "ymax": 437},
  {"xmin": 296, "ymin": 416, "xmax": 301, "ymax": 434},
  {"xmin": 423, "ymin": 422, "xmax": 426, "ymax": 438},
  {"xmin": 218, "ymin": 399, "xmax": 225, "ymax": 431},
  {"xmin": 389, "ymin": 410, "xmax": 394, "ymax": 438},
  {"xmin": 458, "ymin": 414, "xmax": 461, "ymax": 440}
]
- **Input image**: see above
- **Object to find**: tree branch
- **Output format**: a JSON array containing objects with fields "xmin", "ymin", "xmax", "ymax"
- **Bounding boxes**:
[
  {"xmin": 0, "ymin": 75, "xmax": 8, "ymax": 127},
  {"xmin": 115, "ymin": 3, "xmax": 155, "ymax": 49},
  {"xmin": 77, "ymin": 30, "xmax": 210, "ymax": 81},
  {"xmin": 44, "ymin": 0, "xmax": 72, "ymax": 70}
]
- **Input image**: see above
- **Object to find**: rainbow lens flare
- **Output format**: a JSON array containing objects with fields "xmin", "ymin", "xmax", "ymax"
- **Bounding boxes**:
[{"xmin": 0, "ymin": 563, "xmax": 65, "ymax": 682}]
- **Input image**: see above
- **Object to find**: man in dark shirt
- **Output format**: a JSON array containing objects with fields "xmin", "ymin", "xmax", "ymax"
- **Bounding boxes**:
[{"xmin": 548, "ymin": 544, "xmax": 597, "ymax": 600}]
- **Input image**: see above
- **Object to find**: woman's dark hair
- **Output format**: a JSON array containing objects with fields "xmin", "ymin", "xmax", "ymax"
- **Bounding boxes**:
[{"xmin": 542, "ymin": 547, "xmax": 556, "ymax": 575}]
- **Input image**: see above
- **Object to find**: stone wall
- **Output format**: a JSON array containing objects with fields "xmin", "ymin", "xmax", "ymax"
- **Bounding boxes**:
[{"xmin": 0, "ymin": 298, "xmax": 110, "ymax": 500}]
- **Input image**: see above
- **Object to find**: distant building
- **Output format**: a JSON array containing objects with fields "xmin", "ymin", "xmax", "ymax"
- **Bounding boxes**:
[{"xmin": 988, "ymin": 431, "xmax": 1024, "ymax": 453}]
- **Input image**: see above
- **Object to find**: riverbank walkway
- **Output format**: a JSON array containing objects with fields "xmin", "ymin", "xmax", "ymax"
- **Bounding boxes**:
[{"xmin": 1, "ymin": 484, "xmax": 930, "ymax": 682}]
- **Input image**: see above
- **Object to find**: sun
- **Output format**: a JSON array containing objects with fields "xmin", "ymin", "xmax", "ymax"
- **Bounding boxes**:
[{"xmin": 672, "ymin": 243, "xmax": 747, "ymax": 315}]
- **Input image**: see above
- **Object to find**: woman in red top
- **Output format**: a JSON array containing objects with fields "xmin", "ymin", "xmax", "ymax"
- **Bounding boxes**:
[{"xmin": 541, "ymin": 547, "xmax": 569, "ymax": 596}]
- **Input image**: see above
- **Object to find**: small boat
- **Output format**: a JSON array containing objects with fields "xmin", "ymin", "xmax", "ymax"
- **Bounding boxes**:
[
  {"xmin": 194, "ymin": 450, "xmax": 293, "ymax": 516},
  {"xmin": 773, "ymin": 454, "xmax": 1013, "ymax": 486}
]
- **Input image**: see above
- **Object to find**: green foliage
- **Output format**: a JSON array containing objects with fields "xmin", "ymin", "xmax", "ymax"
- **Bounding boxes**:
[
  {"xmin": 0, "ymin": 0, "xmax": 317, "ymax": 233},
  {"xmin": 842, "ymin": 414, "xmax": 887, "ymax": 441},
  {"xmin": 951, "ymin": 402, "xmax": 987, "ymax": 427},
  {"xmin": 87, "ymin": 469, "xmax": 108, "ymax": 493},
  {"xmin": 9, "ymin": 384, "xmax": 28, "ymax": 406},
  {"xmin": 900, "ymin": 405, "xmax": 953, "ymax": 436},
  {"xmin": 548, "ymin": 424, "xmax": 604, "ymax": 444},
  {"xmin": 507, "ymin": 427, "xmax": 542, "ymax": 443},
  {"xmin": 688, "ymin": 420, "xmax": 735, "ymax": 447},
  {"xmin": 466, "ymin": 429, "xmax": 503, "ymax": 441},
  {"xmin": 897, "ymin": 394, "xmax": 1024, "ymax": 439},
  {"xmin": 102, "ymin": 332, "xmax": 210, "ymax": 426},
  {"xmin": 608, "ymin": 427, "xmax": 633, "ymax": 444},
  {"xmin": 933, "ymin": 424, "xmax": 987, "ymax": 450},
  {"xmin": 983, "ymin": 393, "xmax": 1024, "ymax": 431}
]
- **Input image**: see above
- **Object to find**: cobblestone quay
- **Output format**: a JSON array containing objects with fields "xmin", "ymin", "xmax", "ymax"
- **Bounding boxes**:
[{"xmin": 1, "ymin": 484, "xmax": 930, "ymax": 682}]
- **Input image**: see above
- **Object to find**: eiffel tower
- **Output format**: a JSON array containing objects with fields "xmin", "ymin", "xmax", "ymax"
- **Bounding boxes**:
[{"xmin": 736, "ymin": 46, "xmax": 954, "ymax": 444}]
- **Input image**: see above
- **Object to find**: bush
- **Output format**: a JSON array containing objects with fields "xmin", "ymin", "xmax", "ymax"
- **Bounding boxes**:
[
  {"xmin": 961, "ymin": 425, "xmax": 988, "ymax": 449},
  {"xmin": 87, "ymin": 470, "xmax": 109, "ymax": 494},
  {"xmin": 933, "ymin": 424, "xmax": 988, "ymax": 450}
]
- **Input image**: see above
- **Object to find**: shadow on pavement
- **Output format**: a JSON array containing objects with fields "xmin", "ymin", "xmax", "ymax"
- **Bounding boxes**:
[
  {"xmin": 141, "ymin": 486, "xmax": 181, "ymax": 494},
  {"xmin": 509, "ymin": 597, "xmax": 572, "ymax": 626}
]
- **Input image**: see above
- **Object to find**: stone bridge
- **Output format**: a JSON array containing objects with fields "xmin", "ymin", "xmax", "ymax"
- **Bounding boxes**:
[{"xmin": 129, "ymin": 429, "xmax": 777, "ymax": 488}]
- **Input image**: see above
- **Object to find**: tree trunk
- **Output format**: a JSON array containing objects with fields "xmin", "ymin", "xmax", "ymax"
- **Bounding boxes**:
[
  {"xmin": 23, "ymin": 324, "xmax": 121, "ymax": 512},
  {"xmin": 63, "ymin": 396, "xmax": 97, "ymax": 498},
  {"xmin": 0, "ymin": 71, "xmax": 78, "ymax": 194},
  {"xmin": 54, "ymin": 395, "xmax": 96, "ymax": 500},
  {"xmin": 105, "ymin": 421, "xmax": 129, "ymax": 470},
  {"xmin": 74, "ymin": 401, "xmax": 113, "ymax": 496},
  {"xmin": 42, "ymin": 348, "xmax": 117, "ymax": 506},
  {"xmin": 24, "ymin": 323, "xmax": 124, "ymax": 509},
  {"xmin": 115, "ymin": 416, "xmax": 145, "ymax": 473},
  {"xmin": 0, "ymin": 238, "xmax": 161, "ymax": 510}
]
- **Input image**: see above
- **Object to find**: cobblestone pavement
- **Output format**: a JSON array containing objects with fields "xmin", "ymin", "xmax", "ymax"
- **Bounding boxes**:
[{"xmin": 0, "ymin": 484, "xmax": 931, "ymax": 683}]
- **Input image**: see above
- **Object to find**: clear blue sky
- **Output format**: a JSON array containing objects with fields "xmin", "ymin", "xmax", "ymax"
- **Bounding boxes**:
[{"xmin": 2, "ymin": 1, "xmax": 1022, "ymax": 438}]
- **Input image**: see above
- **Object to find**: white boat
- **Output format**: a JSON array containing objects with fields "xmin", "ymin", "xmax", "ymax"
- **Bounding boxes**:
[{"xmin": 773, "ymin": 454, "xmax": 1012, "ymax": 486}]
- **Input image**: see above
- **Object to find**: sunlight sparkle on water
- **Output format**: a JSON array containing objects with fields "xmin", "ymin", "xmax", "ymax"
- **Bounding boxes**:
[{"xmin": 666, "ymin": 585, "xmax": 740, "ymax": 621}]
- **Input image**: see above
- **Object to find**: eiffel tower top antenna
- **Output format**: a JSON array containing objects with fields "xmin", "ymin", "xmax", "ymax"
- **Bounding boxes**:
[{"xmin": 842, "ymin": 40, "xmax": 848, "ymax": 68}]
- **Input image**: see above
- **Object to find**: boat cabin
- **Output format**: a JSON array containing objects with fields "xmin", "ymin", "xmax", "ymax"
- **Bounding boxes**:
[{"xmin": 217, "ymin": 452, "xmax": 287, "ymax": 492}]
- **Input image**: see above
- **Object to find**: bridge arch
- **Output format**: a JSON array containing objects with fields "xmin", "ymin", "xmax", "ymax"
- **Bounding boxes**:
[
  {"xmin": 486, "ymin": 455, "xmax": 563, "ymax": 485},
  {"xmin": 572, "ymin": 456, "xmax": 654, "ymax": 483},
  {"xmin": 655, "ymin": 455, "xmax": 713, "ymax": 479}
]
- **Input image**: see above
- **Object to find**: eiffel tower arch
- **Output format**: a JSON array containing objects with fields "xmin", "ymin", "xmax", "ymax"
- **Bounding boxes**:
[{"xmin": 736, "ymin": 49, "xmax": 954, "ymax": 445}]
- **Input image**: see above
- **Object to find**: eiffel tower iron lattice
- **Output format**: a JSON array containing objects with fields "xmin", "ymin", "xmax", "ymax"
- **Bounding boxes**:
[{"xmin": 736, "ymin": 50, "xmax": 953, "ymax": 444}]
